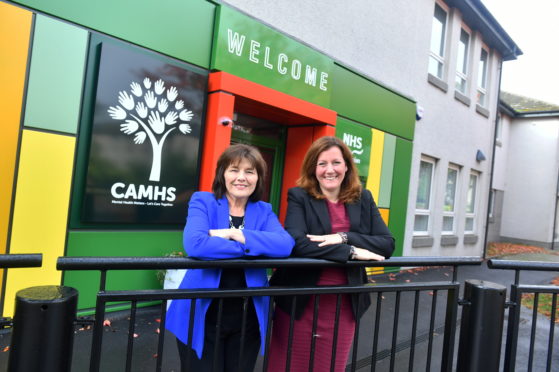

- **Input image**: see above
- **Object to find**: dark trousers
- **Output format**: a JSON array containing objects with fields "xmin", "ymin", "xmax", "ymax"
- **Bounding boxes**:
[{"xmin": 176, "ymin": 308, "xmax": 261, "ymax": 372}]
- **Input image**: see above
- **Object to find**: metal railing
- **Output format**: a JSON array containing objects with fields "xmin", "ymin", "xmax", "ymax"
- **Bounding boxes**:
[
  {"xmin": 57, "ymin": 256, "xmax": 482, "ymax": 372},
  {"xmin": 488, "ymin": 259, "xmax": 559, "ymax": 372},
  {"xmin": 0, "ymin": 254, "xmax": 42, "ymax": 328},
  {"xmin": 0, "ymin": 254, "xmax": 42, "ymax": 269}
]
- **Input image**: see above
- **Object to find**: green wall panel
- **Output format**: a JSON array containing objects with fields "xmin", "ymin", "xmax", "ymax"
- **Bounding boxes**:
[
  {"xmin": 331, "ymin": 64, "xmax": 416, "ymax": 140},
  {"xmin": 388, "ymin": 138, "xmax": 413, "ymax": 257},
  {"xmin": 64, "ymin": 230, "xmax": 182, "ymax": 309},
  {"xmin": 23, "ymin": 15, "xmax": 87, "ymax": 134},
  {"xmin": 212, "ymin": 5, "xmax": 333, "ymax": 107},
  {"xmin": 378, "ymin": 134, "xmax": 396, "ymax": 208},
  {"xmin": 11, "ymin": 0, "xmax": 215, "ymax": 68}
]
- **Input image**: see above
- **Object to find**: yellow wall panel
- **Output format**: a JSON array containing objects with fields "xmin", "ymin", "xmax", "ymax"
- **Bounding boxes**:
[
  {"xmin": 366, "ymin": 129, "xmax": 385, "ymax": 202},
  {"xmin": 366, "ymin": 208, "xmax": 390, "ymax": 276},
  {"xmin": 0, "ymin": 3, "xmax": 32, "ymax": 254},
  {"xmin": 4, "ymin": 130, "xmax": 75, "ymax": 316},
  {"xmin": 379, "ymin": 208, "xmax": 390, "ymax": 226}
]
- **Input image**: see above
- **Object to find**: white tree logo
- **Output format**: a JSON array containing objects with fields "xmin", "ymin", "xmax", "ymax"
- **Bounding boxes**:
[{"xmin": 108, "ymin": 77, "xmax": 194, "ymax": 182}]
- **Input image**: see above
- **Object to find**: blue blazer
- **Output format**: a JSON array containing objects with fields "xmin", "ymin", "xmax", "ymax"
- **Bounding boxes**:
[{"xmin": 166, "ymin": 191, "xmax": 294, "ymax": 358}]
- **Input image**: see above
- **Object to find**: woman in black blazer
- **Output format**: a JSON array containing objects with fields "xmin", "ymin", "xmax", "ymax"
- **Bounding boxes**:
[{"xmin": 268, "ymin": 136, "xmax": 395, "ymax": 372}]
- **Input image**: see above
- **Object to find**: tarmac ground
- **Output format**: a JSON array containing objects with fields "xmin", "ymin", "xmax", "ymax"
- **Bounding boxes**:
[{"xmin": 0, "ymin": 255, "xmax": 557, "ymax": 371}]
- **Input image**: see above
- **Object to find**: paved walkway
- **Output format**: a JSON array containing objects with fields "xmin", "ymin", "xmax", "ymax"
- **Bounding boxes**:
[{"xmin": 0, "ymin": 254, "xmax": 557, "ymax": 371}]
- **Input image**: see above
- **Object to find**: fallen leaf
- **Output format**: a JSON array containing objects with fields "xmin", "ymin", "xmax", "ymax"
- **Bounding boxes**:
[
  {"xmin": 134, "ymin": 333, "xmax": 139, "ymax": 338},
  {"xmin": 155, "ymin": 318, "xmax": 161, "ymax": 323},
  {"xmin": 103, "ymin": 319, "xmax": 111, "ymax": 327},
  {"xmin": 405, "ymin": 279, "xmax": 411, "ymax": 283},
  {"xmin": 155, "ymin": 328, "xmax": 160, "ymax": 334},
  {"xmin": 2, "ymin": 346, "xmax": 9, "ymax": 352},
  {"xmin": 153, "ymin": 353, "xmax": 158, "ymax": 358}
]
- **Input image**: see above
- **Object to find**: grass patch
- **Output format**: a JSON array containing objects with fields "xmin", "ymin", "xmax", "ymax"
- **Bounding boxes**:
[
  {"xmin": 521, "ymin": 293, "xmax": 559, "ymax": 323},
  {"xmin": 521, "ymin": 277, "xmax": 559, "ymax": 323}
]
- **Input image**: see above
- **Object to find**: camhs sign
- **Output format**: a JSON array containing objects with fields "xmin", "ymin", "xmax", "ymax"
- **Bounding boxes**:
[{"xmin": 82, "ymin": 42, "xmax": 207, "ymax": 224}]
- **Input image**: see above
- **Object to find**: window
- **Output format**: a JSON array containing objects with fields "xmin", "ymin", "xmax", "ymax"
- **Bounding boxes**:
[
  {"xmin": 442, "ymin": 165, "xmax": 459, "ymax": 234},
  {"xmin": 495, "ymin": 113, "xmax": 502, "ymax": 142},
  {"xmin": 455, "ymin": 29, "xmax": 470, "ymax": 94},
  {"xmin": 429, "ymin": 4, "xmax": 447, "ymax": 79},
  {"xmin": 414, "ymin": 158, "xmax": 436, "ymax": 235},
  {"xmin": 477, "ymin": 48, "xmax": 489, "ymax": 107},
  {"xmin": 465, "ymin": 172, "xmax": 479, "ymax": 233}
]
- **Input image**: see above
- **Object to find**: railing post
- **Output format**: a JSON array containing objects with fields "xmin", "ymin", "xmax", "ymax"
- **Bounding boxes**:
[
  {"xmin": 457, "ymin": 280, "xmax": 506, "ymax": 372},
  {"xmin": 8, "ymin": 286, "xmax": 78, "ymax": 372}
]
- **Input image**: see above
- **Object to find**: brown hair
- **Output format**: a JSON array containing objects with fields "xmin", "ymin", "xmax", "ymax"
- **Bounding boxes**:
[
  {"xmin": 297, "ymin": 136, "xmax": 362, "ymax": 203},
  {"xmin": 212, "ymin": 144, "xmax": 267, "ymax": 202}
]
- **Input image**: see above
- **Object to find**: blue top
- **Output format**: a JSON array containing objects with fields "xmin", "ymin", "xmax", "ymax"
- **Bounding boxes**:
[{"xmin": 165, "ymin": 191, "xmax": 294, "ymax": 357}]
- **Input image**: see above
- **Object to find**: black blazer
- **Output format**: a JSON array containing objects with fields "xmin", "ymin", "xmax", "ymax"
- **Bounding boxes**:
[{"xmin": 270, "ymin": 187, "xmax": 395, "ymax": 320}]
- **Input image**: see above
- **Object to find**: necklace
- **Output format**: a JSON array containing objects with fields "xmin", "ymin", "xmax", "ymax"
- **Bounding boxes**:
[{"xmin": 229, "ymin": 215, "xmax": 245, "ymax": 230}]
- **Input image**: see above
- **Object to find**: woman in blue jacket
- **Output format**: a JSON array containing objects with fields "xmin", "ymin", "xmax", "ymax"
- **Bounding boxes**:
[{"xmin": 166, "ymin": 144, "xmax": 294, "ymax": 372}]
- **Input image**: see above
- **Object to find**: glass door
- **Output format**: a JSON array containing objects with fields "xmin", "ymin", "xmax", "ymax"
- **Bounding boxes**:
[{"xmin": 230, "ymin": 112, "xmax": 286, "ymax": 214}]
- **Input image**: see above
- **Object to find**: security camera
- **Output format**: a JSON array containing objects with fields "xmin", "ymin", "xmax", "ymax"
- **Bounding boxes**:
[{"xmin": 219, "ymin": 117, "xmax": 232, "ymax": 126}]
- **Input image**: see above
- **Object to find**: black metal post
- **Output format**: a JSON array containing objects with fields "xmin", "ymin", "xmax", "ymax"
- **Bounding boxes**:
[
  {"xmin": 457, "ymin": 280, "xmax": 506, "ymax": 372},
  {"xmin": 8, "ymin": 286, "xmax": 78, "ymax": 372}
]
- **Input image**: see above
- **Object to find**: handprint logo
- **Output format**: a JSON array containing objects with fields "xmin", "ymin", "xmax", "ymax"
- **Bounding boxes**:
[{"xmin": 108, "ymin": 78, "xmax": 194, "ymax": 182}]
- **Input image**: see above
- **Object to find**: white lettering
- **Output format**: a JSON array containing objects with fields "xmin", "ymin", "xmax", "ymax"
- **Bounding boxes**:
[
  {"xmin": 291, "ymin": 59, "xmax": 302, "ymax": 80},
  {"xmin": 304, "ymin": 66, "xmax": 317, "ymax": 87},
  {"xmin": 227, "ymin": 29, "xmax": 246, "ymax": 56},
  {"xmin": 277, "ymin": 53, "xmax": 288, "ymax": 74},
  {"xmin": 111, "ymin": 182, "xmax": 125, "ymax": 198},
  {"xmin": 124, "ymin": 184, "xmax": 137, "ymax": 199},
  {"xmin": 167, "ymin": 187, "xmax": 176, "ymax": 202},
  {"xmin": 319, "ymin": 72, "xmax": 329, "ymax": 91},
  {"xmin": 137, "ymin": 184, "xmax": 153, "ymax": 199},
  {"xmin": 263, "ymin": 47, "xmax": 273, "ymax": 69},
  {"xmin": 249, "ymin": 40, "xmax": 260, "ymax": 63},
  {"xmin": 343, "ymin": 133, "xmax": 363, "ymax": 149},
  {"xmin": 154, "ymin": 186, "xmax": 166, "ymax": 201},
  {"xmin": 110, "ymin": 182, "xmax": 176, "ymax": 202},
  {"xmin": 223, "ymin": 30, "xmax": 331, "ymax": 92}
]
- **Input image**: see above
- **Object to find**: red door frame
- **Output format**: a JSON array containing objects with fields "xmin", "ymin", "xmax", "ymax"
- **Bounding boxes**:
[{"xmin": 200, "ymin": 71, "xmax": 337, "ymax": 221}]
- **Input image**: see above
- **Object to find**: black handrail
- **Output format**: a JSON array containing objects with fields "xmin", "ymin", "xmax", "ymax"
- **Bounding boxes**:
[
  {"xmin": 488, "ymin": 259, "xmax": 559, "ymax": 272},
  {"xmin": 57, "ymin": 256, "xmax": 483, "ymax": 271},
  {"xmin": 0, "ymin": 254, "xmax": 42, "ymax": 268}
]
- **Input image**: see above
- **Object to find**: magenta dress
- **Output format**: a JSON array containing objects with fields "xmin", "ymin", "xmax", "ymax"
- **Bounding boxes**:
[{"xmin": 267, "ymin": 200, "xmax": 356, "ymax": 372}]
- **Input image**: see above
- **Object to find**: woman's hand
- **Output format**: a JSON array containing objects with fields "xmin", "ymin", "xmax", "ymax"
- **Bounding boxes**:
[
  {"xmin": 352, "ymin": 247, "xmax": 385, "ymax": 261},
  {"xmin": 209, "ymin": 229, "xmax": 246, "ymax": 244},
  {"xmin": 306, "ymin": 233, "xmax": 343, "ymax": 247}
]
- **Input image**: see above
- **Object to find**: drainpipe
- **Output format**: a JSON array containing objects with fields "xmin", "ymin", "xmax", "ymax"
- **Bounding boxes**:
[
  {"xmin": 482, "ymin": 60, "xmax": 503, "ymax": 259},
  {"xmin": 551, "ymin": 165, "xmax": 559, "ymax": 250}
]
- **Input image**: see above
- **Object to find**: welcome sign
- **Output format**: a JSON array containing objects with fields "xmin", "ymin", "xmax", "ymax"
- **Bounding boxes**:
[
  {"xmin": 82, "ymin": 42, "xmax": 207, "ymax": 224},
  {"xmin": 212, "ymin": 5, "xmax": 333, "ymax": 108}
]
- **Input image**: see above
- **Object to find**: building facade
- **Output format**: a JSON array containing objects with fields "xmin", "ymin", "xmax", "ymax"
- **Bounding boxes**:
[
  {"xmin": 489, "ymin": 92, "xmax": 559, "ymax": 249},
  {"xmin": 221, "ymin": 0, "xmax": 520, "ymax": 256},
  {"xmin": 0, "ymin": 0, "xmax": 519, "ymax": 316}
]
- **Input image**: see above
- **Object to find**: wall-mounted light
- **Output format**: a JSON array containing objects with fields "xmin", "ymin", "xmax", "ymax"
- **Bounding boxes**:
[
  {"xmin": 416, "ymin": 105, "xmax": 424, "ymax": 121},
  {"xmin": 476, "ymin": 150, "xmax": 486, "ymax": 162}
]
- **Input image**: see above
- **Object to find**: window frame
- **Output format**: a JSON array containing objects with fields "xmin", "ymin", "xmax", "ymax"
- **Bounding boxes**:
[
  {"xmin": 465, "ymin": 171, "xmax": 480, "ymax": 233},
  {"xmin": 428, "ymin": 2, "xmax": 449, "ymax": 80},
  {"xmin": 455, "ymin": 27, "xmax": 471, "ymax": 94},
  {"xmin": 414, "ymin": 157, "xmax": 437, "ymax": 236},
  {"xmin": 477, "ymin": 46, "xmax": 490, "ymax": 107},
  {"xmin": 442, "ymin": 164, "xmax": 460, "ymax": 235}
]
